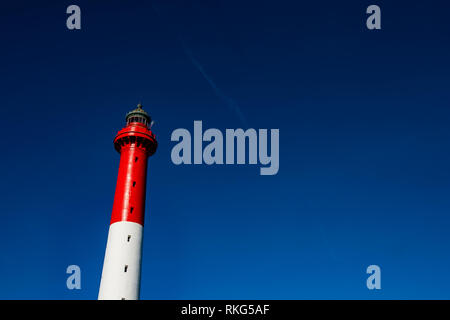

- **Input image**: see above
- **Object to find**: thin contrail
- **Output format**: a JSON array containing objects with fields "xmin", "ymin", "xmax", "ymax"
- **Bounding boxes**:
[
  {"xmin": 151, "ymin": 2, "xmax": 248, "ymax": 127},
  {"xmin": 181, "ymin": 43, "xmax": 248, "ymax": 127}
]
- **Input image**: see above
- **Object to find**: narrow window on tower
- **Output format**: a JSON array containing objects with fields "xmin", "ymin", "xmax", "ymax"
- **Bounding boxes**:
[
  {"xmin": 132, "ymin": 181, "xmax": 136, "ymax": 187},
  {"xmin": 127, "ymin": 235, "xmax": 131, "ymax": 242},
  {"xmin": 124, "ymin": 265, "xmax": 128, "ymax": 272},
  {"xmin": 130, "ymin": 207, "xmax": 134, "ymax": 214},
  {"xmin": 135, "ymin": 157, "xmax": 138, "ymax": 162}
]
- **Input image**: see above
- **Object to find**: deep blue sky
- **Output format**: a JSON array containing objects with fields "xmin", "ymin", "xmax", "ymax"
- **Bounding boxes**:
[{"xmin": 1, "ymin": 0, "xmax": 450, "ymax": 299}]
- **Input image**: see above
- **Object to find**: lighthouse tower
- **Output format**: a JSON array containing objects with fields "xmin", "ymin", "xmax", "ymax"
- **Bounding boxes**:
[{"xmin": 98, "ymin": 104, "xmax": 157, "ymax": 300}]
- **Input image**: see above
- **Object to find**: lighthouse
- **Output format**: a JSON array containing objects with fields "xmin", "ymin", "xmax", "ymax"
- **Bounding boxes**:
[{"xmin": 98, "ymin": 104, "xmax": 157, "ymax": 300}]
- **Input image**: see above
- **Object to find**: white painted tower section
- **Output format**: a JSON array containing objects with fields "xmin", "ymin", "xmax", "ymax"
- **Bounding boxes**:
[{"xmin": 98, "ymin": 221, "xmax": 143, "ymax": 300}]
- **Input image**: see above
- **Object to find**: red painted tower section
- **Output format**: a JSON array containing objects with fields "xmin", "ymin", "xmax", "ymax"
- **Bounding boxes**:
[
  {"xmin": 111, "ymin": 116, "xmax": 157, "ymax": 226},
  {"xmin": 98, "ymin": 104, "xmax": 157, "ymax": 300}
]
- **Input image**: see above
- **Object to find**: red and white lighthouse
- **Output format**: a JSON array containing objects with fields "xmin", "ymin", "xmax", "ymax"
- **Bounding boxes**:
[{"xmin": 98, "ymin": 104, "xmax": 157, "ymax": 300}]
